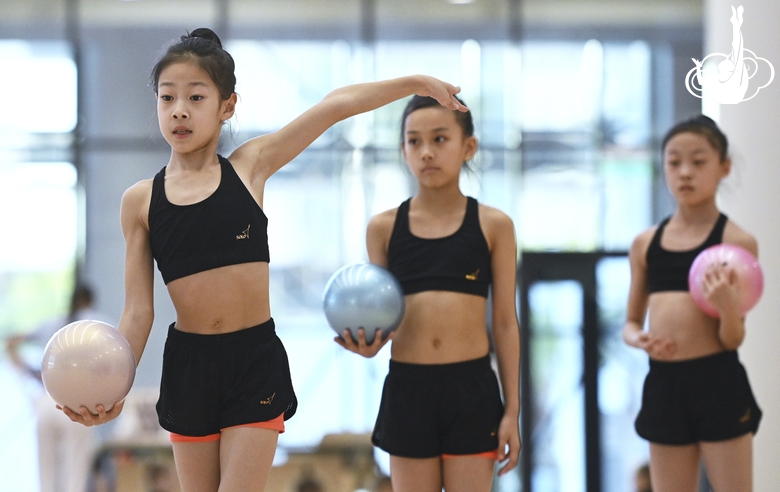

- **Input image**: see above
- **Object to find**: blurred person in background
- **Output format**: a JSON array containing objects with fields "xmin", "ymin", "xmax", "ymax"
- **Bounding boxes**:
[{"xmin": 6, "ymin": 282, "xmax": 115, "ymax": 492}]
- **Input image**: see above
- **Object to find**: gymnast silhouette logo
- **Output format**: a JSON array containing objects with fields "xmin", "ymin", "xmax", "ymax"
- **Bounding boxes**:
[
  {"xmin": 685, "ymin": 5, "xmax": 774, "ymax": 104},
  {"xmin": 260, "ymin": 392, "xmax": 275, "ymax": 405},
  {"xmin": 236, "ymin": 224, "xmax": 250, "ymax": 240}
]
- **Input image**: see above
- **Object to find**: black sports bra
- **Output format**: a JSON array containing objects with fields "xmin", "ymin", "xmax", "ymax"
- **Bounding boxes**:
[
  {"xmin": 387, "ymin": 197, "xmax": 492, "ymax": 297},
  {"xmin": 645, "ymin": 213, "xmax": 728, "ymax": 293},
  {"xmin": 148, "ymin": 155, "xmax": 270, "ymax": 284}
]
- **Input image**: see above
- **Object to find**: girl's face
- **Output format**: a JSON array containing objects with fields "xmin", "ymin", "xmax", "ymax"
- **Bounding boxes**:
[
  {"xmin": 401, "ymin": 106, "xmax": 477, "ymax": 189},
  {"xmin": 663, "ymin": 131, "xmax": 730, "ymax": 206},
  {"xmin": 156, "ymin": 62, "xmax": 235, "ymax": 154}
]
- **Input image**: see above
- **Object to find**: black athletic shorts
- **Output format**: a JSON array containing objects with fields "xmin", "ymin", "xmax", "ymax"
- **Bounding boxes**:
[
  {"xmin": 372, "ymin": 355, "xmax": 504, "ymax": 458},
  {"xmin": 635, "ymin": 350, "xmax": 761, "ymax": 445},
  {"xmin": 156, "ymin": 318, "xmax": 297, "ymax": 437}
]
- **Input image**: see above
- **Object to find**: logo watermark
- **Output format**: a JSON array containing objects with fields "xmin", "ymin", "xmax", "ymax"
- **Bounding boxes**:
[{"xmin": 685, "ymin": 5, "xmax": 774, "ymax": 104}]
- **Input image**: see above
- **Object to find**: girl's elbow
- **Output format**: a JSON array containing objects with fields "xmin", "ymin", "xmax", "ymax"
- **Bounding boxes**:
[
  {"xmin": 719, "ymin": 332, "xmax": 745, "ymax": 351},
  {"xmin": 123, "ymin": 306, "xmax": 154, "ymax": 329}
]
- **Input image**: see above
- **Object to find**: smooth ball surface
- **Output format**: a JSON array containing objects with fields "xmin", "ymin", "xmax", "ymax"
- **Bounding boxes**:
[
  {"xmin": 323, "ymin": 263, "xmax": 405, "ymax": 344},
  {"xmin": 41, "ymin": 320, "xmax": 136, "ymax": 413},
  {"xmin": 688, "ymin": 244, "xmax": 764, "ymax": 318}
]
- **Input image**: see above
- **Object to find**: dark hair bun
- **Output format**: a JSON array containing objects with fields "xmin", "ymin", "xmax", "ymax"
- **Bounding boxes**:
[{"xmin": 184, "ymin": 28, "xmax": 223, "ymax": 49}]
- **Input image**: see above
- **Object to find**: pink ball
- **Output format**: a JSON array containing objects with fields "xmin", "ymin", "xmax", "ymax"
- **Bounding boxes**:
[
  {"xmin": 688, "ymin": 244, "xmax": 764, "ymax": 318},
  {"xmin": 41, "ymin": 320, "xmax": 136, "ymax": 414}
]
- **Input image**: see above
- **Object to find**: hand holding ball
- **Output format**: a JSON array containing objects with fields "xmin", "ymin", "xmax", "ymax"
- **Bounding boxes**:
[
  {"xmin": 323, "ymin": 263, "xmax": 405, "ymax": 344},
  {"xmin": 41, "ymin": 320, "xmax": 136, "ymax": 414},
  {"xmin": 688, "ymin": 244, "xmax": 763, "ymax": 318}
]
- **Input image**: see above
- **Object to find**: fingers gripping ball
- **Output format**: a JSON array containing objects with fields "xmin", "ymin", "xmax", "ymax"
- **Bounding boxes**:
[
  {"xmin": 688, "ymin": 244, "xmax": 764, "ymax": 318},
  {"xmin": 323, "ymin": 263, "xmax": 405, "ymax": 344},
  {"xmin": 41, "ymin": 320, "xmax": 136, "ymax": 414}
]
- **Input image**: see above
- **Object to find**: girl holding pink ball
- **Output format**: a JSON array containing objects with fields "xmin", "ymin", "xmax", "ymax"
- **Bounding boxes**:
[{"xmin": 622, "ymin": 115, "xmax": 762, "ymax": 492}]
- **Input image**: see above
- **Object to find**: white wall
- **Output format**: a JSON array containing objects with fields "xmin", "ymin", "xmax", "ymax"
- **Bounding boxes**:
[{"xmin": 706, "ymin": 0, "xmax": 780, "ymax": 488}]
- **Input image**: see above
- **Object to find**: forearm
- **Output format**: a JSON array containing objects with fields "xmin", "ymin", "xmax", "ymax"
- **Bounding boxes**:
[
  {"xmin": 118, "ymin": 306, "xmax": 154, "ymax": 366},
  {"xmin": 323, "ymin": 75, "xmax": 447, "ymax": 122},
  {"xmin": 718, "ymin": 312, "xmax": 746, "ymax": 350},
  {"xmin": 492, "ymin": 322, "xmax": 521, "ymax": 416}
]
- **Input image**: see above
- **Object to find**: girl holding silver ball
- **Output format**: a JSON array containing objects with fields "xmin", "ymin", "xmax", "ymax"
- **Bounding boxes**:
[
  {"xmin": 336, "ymin": 95, "xmax": 522, "ymax": 492},
  {"xmin": 60, "ymin": 27, "xmax": 467, "ymax": 492}
]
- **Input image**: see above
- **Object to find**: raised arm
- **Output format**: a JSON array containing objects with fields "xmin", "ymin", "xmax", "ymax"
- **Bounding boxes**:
[
  {"xmin": 230, "ymin": 75, "xmax": 465, "ymax": 183},
  {"xmin": 484, "ymin": 207, "xmax": 522, "ymax": 475}
]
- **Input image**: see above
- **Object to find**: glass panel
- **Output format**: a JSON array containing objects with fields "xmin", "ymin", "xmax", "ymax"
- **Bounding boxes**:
[
  {"xmin": 521, "ymin": 41, "xmax": 602, "ymax": 133},
  {"xmin": 0, "ymin": 161, "xmax": 77, "ymax": 492},
  {"xmin": 529, "ymin": 280, "xmax": 585, "ymax": 492},
  {"xmin": 601, "ymin": 42, "xmax": 652, "ymax": 148},
  {"xmin": 227, "ymin": 40, "xmax": 351, "ymax": 138},
  {"xmin": 600, "ymin": 156, "xmax": 653, "ymax": 251},
  {"xmin": 0, "ymin": 41, "xmax": 76, "ymax": 136},
  {"xmin": 597, "ymin": 257, "xmax": 649, "ymax": 492},
  {"xmin": 0, "ymin": 162, "xmax": 77, "ymax": 330},
  {"xmin": 520, "ymin": 166, "xmax": 601, "ymax": 251}
]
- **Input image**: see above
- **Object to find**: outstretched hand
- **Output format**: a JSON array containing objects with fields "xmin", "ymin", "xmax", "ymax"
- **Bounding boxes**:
[
  {"xmin": 60, "ymin": 400, "xmax": 125, "ymax": 427},
  {"xmin": 334, "ymin": 328, "xmax": 393, "ymax": 358},
  {"xmin": 417, "ymin": 76, "xmax": 469, "ymax": 113}
]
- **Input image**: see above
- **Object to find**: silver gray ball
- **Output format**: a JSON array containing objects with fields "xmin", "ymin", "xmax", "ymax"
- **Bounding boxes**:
[{"xmin": 323, "ymin": 263, "xmax": 405, "ymax": 344}]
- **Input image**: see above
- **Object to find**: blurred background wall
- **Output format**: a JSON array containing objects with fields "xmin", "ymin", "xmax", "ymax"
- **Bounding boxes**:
[{"xmin": 0, "ymin": 0, "xmax": 776, "ymax": 491}]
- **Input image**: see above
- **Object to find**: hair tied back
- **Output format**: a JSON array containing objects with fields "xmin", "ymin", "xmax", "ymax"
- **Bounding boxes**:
[{"xmin": 183, "ymin": 28, "xmax": 224, "ymax": 49}]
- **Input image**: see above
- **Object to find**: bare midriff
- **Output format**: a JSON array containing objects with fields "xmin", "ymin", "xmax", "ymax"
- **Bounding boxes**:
[
  {"xmin": 648, "ymin": 291, "xmax": 727, "ymax": 360},
  {"xmin": 166, "ymin": 262, "xmax": 271, "ymax": 334},
  {"xmin": 390, "ymin": 290, "xmax": 490, "ymax": 364}
]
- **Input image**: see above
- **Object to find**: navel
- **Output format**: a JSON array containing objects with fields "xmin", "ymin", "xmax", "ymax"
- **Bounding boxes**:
[{"xmin": 432, "ymin": 338, "xmax": 441, "ymax": 349}]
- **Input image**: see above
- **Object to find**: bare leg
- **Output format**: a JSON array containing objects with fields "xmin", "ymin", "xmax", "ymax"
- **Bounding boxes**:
[
  {"xmin": 171, "ymin": 440, "xmax": 220, "ymax": 492},
  {"xmin": 442, "ymin": 456, "xmax": 495, "ymax": 492},
  {"xmin": 390, "ymin": 456, "xmax": 442, "ymax": 492},
  {"xmin": 700, "ymin": 434, "xmax": 753, "ymax": 492},
  {"xmin": 648, "ymin": 442, "xmax": 701, "ymax": 492},
  {"xmin": 218, "ymin": 426, "xmax": 278, "ymax": 492}
]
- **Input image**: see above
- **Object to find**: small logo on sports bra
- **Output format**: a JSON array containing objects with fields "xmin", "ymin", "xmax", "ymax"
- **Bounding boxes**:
[
  {"xmin": 740, "ymin": 408, "xmax": 752, "ymax": 424},
  {"xmin": 466, "ymin": 269, "xmax": 480, "ymax": 281},
  {"xmin": 236, "ymin": 224, "xmax": 250, "ymax": 240},
  {"xmin": 260, "ymin": 392, "xmax": 275, "ymax": 405}
]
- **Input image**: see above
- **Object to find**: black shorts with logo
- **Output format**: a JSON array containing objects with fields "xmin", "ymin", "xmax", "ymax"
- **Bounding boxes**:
[
  {"xmin": 156, "ymin": 318, "xmax": 297, "ymax": 437},
  {"xmin": 635, "ymin": 350, "xmax": 761, "ymax": 445},
  {"xmin": 372, "ymin": 355, "xmax": 504, "ymax": 458}
]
